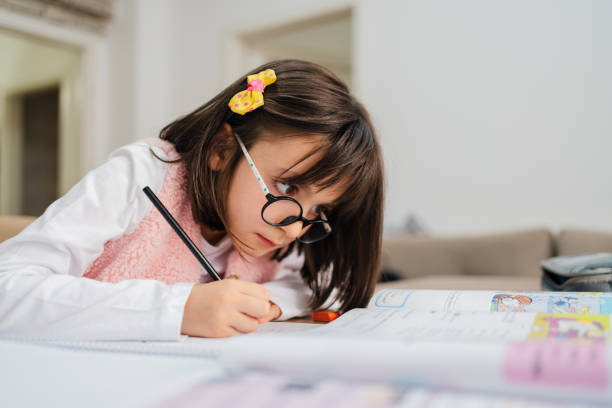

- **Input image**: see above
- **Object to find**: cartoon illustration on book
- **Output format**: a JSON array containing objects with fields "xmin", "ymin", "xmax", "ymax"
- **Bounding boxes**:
[
  {"xmin": 490, "ymin": 292, "xmax": 612, "ymax": 314},
  {"xmin": 550, "ymin": 296, "xmax": 584, "ymax": 314},
  {"xmin": 594, "ymin": 294, "xmax": 612, "ymax": 315},
  {"xmin": 546, "ymin": 294, "xmax": 612, "ymax": 315},
  {"xmin": 529, "ymin": 314, "xmax": 609, "ymax": 341},
  {"xmin": 491, "ymin": 294, "xmax": 533, "ymax": 312}
]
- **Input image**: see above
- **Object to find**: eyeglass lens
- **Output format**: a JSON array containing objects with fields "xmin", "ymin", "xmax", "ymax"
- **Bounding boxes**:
[
  {"xmin": 262, "ymin": 200, "xmax": 331, "ymax": 243},
  {"xmin": 262, "ymin": 199, "xmax": 301, "ymax": 225}
]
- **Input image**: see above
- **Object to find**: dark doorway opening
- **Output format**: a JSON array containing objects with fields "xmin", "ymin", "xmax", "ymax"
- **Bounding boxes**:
[{"xmin": 21, "ymin": 86, "xmax": 59, "ymax": 216}]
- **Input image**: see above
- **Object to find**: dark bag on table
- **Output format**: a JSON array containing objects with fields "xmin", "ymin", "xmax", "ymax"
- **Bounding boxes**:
[{"xmin": 541, "ymin": 253, "xmax": 612, "ymax": 291}]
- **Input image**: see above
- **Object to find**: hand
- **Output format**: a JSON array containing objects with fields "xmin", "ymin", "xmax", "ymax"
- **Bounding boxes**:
[
  {"xmin": 181, "ymin": 279, "xmax": 271, "ymax": 338},
  {"xmin": 258, "ymin": 301, "xmax": 282, "ymax": 324}
]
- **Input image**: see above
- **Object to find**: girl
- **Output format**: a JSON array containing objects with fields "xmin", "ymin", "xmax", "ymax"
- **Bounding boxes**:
[{"xmin": 0, "ymin": 60, "xmax": 384, "ymax": 340}]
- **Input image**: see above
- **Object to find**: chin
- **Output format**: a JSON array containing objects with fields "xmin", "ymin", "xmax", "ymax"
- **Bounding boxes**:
[
  {"xmin": 252, "ymin": 246, "xmax": 277, "ymax": 257},
  {"xmin": 233, "ymin": 240, "xmax": 269, "ymax": 258}
]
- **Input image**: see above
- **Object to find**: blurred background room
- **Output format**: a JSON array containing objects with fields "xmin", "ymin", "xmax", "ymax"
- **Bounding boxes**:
[{"xmin": 1, "ymin": 0, "xmax": 611, "ymax": 242}]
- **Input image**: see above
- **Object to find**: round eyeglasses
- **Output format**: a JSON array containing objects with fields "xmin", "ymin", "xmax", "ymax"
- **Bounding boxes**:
[
  {"xmin": 234, "ymin": 132, "xmax": 332, "ymax": 244},
  {"xmin": 261, "ymin": 195, "xmax": 332, "ymax": 243}
]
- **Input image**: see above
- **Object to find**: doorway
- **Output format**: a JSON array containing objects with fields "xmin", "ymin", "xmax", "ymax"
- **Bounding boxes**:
[
  {"xmin": 21, "ymin": 86, "xmax": 60, "ymax": 216},
  {"xmin": 224, "ymin": 8, "xmax": 352, "ymax": 89},
  {"xmin": 0, "ymin": 27, "xmax": 81, "ymax": 216}
]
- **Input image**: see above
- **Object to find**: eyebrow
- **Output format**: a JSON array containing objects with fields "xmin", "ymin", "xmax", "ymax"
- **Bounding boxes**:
[
  {"xmin": 265, "ymin": 143, "xmax": 343, "ymax": 208},
  {"xmin": 276, "ymin": 142, "xmax": 328, "ymax": 175},
  {"xmin": 272, "ymin": 173, "xmax": 341, "ymax": 210}
]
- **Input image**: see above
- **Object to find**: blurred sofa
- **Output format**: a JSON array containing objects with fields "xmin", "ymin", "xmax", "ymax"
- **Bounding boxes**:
[
  {"xmin": 0, "ymin": 215, "xmax": 36, "ymax": 243},
  {"xmin": 2, "ymin": 216, "xmax": 612, "ymax": 292},
  {"xmin": 379, "ymin": 227, "xmax": 612, "ymax": 292}
]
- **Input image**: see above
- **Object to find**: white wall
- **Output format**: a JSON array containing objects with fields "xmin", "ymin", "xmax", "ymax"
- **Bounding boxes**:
[
  {"xmin": 356, "ymin": 0, "xmax": 612, "ymax": 234},
  {"xmin": 105, "ymin": 0, "xmax": 612, "ymax": 235},
  {"xmin": 104, "ymin": 0, "xmax": 352, "ymax": 148},
  {"xmin": 104, "ymin": 0, "xmax": 136, "ymax": 151}
]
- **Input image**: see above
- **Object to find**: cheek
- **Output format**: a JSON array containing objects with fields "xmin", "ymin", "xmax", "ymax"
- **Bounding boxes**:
[
  {"xmin": 226, "ymin": 188, "xmax": 252, "ymax": 229},
  {"xmin": 225, "ymin": 167, "xmax": 267, "ymax": 229}
]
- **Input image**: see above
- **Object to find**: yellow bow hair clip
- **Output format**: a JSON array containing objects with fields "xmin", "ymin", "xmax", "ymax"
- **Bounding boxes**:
[{"xmin": 228, "ymin": 69, "xmax": 277, "ymax": 115}]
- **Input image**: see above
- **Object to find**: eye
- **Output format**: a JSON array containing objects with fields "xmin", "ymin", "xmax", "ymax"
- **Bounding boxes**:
[
  {"xmin": 310, "ymin": 205, "xmax": 329, "ymax": 219},
  {"xmin": 275, "ymin": 180, "xmax": 297, "ymax": 196}
]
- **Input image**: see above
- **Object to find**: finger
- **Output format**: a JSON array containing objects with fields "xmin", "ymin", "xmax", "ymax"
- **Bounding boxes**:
[
  {"xmin": 237, "ymin": 296, "xmax": 270, "ymax": 319},
  {"xmin": 230, "ymin": 312, "xmax": 259, "ymax": 334},
  {"xmin": 233, "ymin": 280, "xmax": 270, "ymax": 300},
  {"xmin": 258, "ymin": 303, "xmax": 281, "ymax": 324},
  {"xmin": 270, "ymin": 302, "xmax": 281, "ymax": 319},
  {"xmin": 258, "ymin": 315, "xmax": 273, "ymax": 324},
  {"xmin": 211, "ymin": 326, "xmax": 241, "ymax": 338},
  {"xmin": 258, "ymin": 310, "xmax": 275, "ymax": 324}
]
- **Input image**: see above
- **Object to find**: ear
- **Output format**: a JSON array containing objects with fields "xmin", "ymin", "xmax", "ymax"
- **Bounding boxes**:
[{"xmin": 210, "ymin": 122, "xmax": 234, "ymax": 171}]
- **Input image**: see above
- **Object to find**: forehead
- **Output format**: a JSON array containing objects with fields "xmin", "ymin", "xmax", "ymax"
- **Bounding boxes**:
[
  {"xmin": 248, "ymin": 134, "xmax": 346, "ymax": 203},
  {"xmin": 251, "ymin": 134, "xmax": 321, "ymax": 167}
]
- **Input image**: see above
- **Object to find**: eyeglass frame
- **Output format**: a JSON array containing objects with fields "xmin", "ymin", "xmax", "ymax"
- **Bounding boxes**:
[{"xmin": 234, "ymin": 132, "xmax": 332, "ymax": 244}]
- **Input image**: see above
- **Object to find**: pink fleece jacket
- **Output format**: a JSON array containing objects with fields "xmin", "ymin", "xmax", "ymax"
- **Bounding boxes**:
[{"xmin": 84, "ymin": 138, "xmax": 280, "ymax": 284}]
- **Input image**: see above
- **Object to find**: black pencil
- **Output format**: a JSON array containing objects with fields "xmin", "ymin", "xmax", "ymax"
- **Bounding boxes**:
[{"xmin": 143, "ymin": 186, "xmax": 221, "ymax": 281}]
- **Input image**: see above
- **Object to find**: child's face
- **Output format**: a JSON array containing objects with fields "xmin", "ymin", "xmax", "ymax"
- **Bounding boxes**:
[{"xmin": 225, "ymin": 134, "xmax": 344, "ymax": 257}]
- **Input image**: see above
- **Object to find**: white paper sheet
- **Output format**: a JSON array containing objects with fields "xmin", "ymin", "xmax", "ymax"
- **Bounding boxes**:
[
  {"xmin": 25, "ymin": 321, "xmax": 315, "ymax": 357},
  {"xmin": 0, "ymin": 339, "xmax": 226, "ymax": 408}
]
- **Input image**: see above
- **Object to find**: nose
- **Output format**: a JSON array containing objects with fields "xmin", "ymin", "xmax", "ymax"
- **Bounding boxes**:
[{"xmin": 279, "ymin": 221, "xmax": 304, "ymax": 241}]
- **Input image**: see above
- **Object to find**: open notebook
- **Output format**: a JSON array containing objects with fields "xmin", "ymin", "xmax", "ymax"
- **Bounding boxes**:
[
  {"xmin": 369, "ymin": 288, "xmax": 612, "ymax": 314},
  {"xmin": 25, "ymin": 289, "xmax": 612, "ymax": 404}
]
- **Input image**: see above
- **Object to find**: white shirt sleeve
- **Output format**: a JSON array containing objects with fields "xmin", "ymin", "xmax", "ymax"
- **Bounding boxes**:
[
  {"xmin": 263, "ymin": 249, "xmax": 313, "ymax": 320},
  {"xmin": 0, "ymin": 141, "xmax": 194, "ymax": 341}
]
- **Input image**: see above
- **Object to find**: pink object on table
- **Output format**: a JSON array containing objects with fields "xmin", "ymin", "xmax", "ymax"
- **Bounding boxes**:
[{"xmin": 503, "ymin": 339, "xmax": 608, "ymax": 389}]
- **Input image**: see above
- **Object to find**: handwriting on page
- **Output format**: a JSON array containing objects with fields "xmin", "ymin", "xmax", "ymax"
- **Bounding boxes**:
[{"xmin": 373, "ymin": 290, "xmax": 413, "ymax": 308}]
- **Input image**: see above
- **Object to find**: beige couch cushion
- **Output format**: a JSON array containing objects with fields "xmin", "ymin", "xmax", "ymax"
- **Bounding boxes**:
[
  {"xmin": 382, "ymin": 228, "xmax": 553, "ymax": 279},
  {"xmin": 557, "ymin": 228, "xmax": 612, "ymax": 256},
  {"xmin": 0, "ymin": 215, "xmax": 36, "ymax": 243}
]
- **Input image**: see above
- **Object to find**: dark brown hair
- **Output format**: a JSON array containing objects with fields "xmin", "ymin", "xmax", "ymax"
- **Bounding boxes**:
[{"xmin": 159, "ymin": 59, "xmax": 384, "ymax": 313}]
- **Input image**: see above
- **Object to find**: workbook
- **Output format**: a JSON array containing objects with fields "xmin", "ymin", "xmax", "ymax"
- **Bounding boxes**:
[
  {"xmin": 223, "ymin": 289, "xmax": 612, "ymax": 405},
  {"xmin": 369, "ymin": 288, "xmax": 612, "ymax": 315},
  {"xmin": 1, "ymin": 339, "xmax": 600, "ymax": 408},
  {"xmin": 24, "ymin": 289, "xmax": 612, "ymax": 405}
]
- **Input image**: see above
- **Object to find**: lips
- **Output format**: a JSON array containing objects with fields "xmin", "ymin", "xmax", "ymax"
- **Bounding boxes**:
[{"xmin": 257, "ymin": 233, "xmax": 278, "ymax": 248}]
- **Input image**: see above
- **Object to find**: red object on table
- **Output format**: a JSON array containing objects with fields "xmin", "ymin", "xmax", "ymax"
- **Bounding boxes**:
[{"xmin": 311, "ymin": 310, "xmax": 339, "ymax": 322}]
